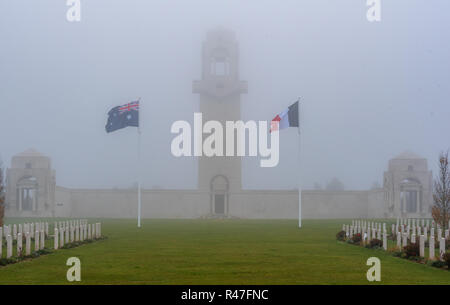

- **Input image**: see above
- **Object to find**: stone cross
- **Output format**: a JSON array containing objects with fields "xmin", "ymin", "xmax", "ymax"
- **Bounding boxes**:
[
  {"xmin": 25, "ymin": 232, "xmax": 31, "ymax": 256},
  {"xmin": 419, "ymin": 235, "xmax": 425, "ymax": 257}
]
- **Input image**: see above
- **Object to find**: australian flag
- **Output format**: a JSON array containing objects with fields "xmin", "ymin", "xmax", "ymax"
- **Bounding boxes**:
[{"xmin": 105, "ymin": 101, "xmax": 140, "ymax": 133}]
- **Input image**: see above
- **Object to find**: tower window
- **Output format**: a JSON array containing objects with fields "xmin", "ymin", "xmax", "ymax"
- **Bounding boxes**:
[
  {"xmin": 408, "ymin": 165, "xmax": 413, "ymax": 171},
  {"xmin": 25, "ymin": 163, "xmax": 32, "ymax": 169},
  {"xmin": 211, "ymin": 58, "xmax": 229, "ymax": 76}
]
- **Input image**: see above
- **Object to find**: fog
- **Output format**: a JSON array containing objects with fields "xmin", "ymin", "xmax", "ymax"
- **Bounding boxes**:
[{"xmin": 1, "ymin": 0, "xmax": 449, "ymax": 191}]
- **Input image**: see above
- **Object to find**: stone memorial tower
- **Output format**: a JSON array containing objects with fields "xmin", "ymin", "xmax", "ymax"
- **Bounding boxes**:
[{"xmin": 193, "ymin": 28, "xmax": 247, "ymax": 216}]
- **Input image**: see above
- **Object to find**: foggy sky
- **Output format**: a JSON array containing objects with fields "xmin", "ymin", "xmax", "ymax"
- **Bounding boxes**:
[{"xmin": 1, "ymin": 0, "xmax": 449, "ymax": 190}]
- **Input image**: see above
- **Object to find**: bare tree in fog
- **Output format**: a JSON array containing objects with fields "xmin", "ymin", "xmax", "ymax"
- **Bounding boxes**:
[{"xmin": 432, "ymin": 151, "xmax": 450, "ymax": 230}]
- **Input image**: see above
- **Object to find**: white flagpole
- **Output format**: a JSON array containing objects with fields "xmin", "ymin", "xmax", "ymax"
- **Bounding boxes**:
[
  {"xmin": 137, "ymin": 97, "xmax": 142, "ymax": 228},
  {"xmin": 297, "ymin": 99, "xmax": 302, "ymax": 228}
]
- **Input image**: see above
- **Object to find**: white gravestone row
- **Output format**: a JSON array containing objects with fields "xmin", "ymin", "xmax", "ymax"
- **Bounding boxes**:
[
  {"xmin": 1, "ymin": 220, "xmax": 102, "ymax": 259},
  {"xmin": 346, "ymin": 220, "xmax": 388, "ymax": 248},
  {"xmin": 345, "ymin": 218, "xmax": 448, "ymax": 261}
]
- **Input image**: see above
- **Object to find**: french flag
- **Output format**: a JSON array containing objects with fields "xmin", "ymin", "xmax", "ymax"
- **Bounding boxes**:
[{"xmin": 270, "ymin": 101, "xmax": 299, "ymax": 132}]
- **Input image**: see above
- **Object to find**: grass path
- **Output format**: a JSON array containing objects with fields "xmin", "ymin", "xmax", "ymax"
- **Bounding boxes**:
[{"xmin": 0, "ymin": 219, "xmax": 449, "ymax": 284}]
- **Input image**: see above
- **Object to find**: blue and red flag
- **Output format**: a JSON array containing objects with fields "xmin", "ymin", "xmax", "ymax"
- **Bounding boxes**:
[
  {"xmin": 270, "ymin": 101, "xmax": 299, "ymax": 132},
  {"xmin": 105, "ymin": 101, "xmax": 140, "ymax": 133}
]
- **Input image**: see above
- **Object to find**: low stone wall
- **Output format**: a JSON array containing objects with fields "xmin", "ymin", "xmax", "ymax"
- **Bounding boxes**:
[{"xmin": 12, "ymin": 186, "xmax": 390, "ymax": 219}]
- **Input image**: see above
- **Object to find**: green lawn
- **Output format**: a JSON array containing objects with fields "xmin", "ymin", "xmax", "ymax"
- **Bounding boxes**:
[{"xmin": 0, "ymin": 219, "xmax": 449, "ymax": 285}]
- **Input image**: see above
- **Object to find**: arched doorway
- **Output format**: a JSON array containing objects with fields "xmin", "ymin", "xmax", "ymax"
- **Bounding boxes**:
[
  {"xmin": 210, "ymin": 175, "xmax": 229, "ymax": 216},
  {"xmin": 16, "ymin": 176, "xmax": 38, "ymax": 211},
  {"xmin": 400, "ymin": 178, "xmax": 422, "ymax": 215}
]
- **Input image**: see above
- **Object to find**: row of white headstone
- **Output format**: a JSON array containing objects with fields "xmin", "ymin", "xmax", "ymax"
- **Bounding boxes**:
[
  {"xmin": 0, "ymin": 220, "xmax": 102, "ymax": 259},
  {"xmin": 343, "ymin": 222, "xmax": 388, "ymax": 250},
  {"xmin": 391, "ymin": 223, "xmax": 449, "ymax": 242},
  {"xmin": 396, "ymin": 217, "xmax": 450, "ymax": 231},
  {"xmin": 394, "ymin": 227, "xmax": 447, "ymax": 260},
  {"xmin": 346, "ymin": 219, "xmax": 448, "ymax": 261},
  {"xmin": 2, "ymin": 222, "xmax": 50, "ymax": 240},
  {"xmin": 53, "ymin": 221, "xmax": 102, "ymax": 250}
]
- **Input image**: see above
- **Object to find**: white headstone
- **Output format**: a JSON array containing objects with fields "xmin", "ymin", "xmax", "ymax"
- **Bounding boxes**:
[
  {"xmin": 40, "ymin": 230, "xmax": 45, "ymax": 250},
  {"xmin": 440, "ymin": 238, "xmax": 446, "ymax": 261},
  {"xmin": 383, "ymin": 232, "xmax": 387, "ymax": 250},
  {"xmin": 54, "ymin": 228, "xmax": 59, "ymax": 250},
  {"xmin": 419, "ymin": 235, "xmax": 425, "ymax": 257},
  {"xmin": 6, "ymin": 235, "xmax": 12, "ymax": 259},
  {"xmin": 65, "ymin": 226, "xmax": 70, "ymax": 244},
  {"xmin": 17, "ymin": 233, "xmax": 22, "ymax": 257},
  {"xmin": 429, "ymin": 236, "xmax": 435, "ymax": 259},
  {"xmin": 13, "ymin": 224, "xmax": 17, "ymax": 240},
  {"xmin": 60, "ymin": 228, "xmax": 64, "ymax": 248},
  {"xmin": 402, "ymin": 233, "xmax": 408, "ymax": 247},
  {"xmin": 25, "ymin": 232, "xmax": 31, "ymax": 256},
  {"xmin": 35, "ymin": 230, "xmax": 40, "ymax": 252}
]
